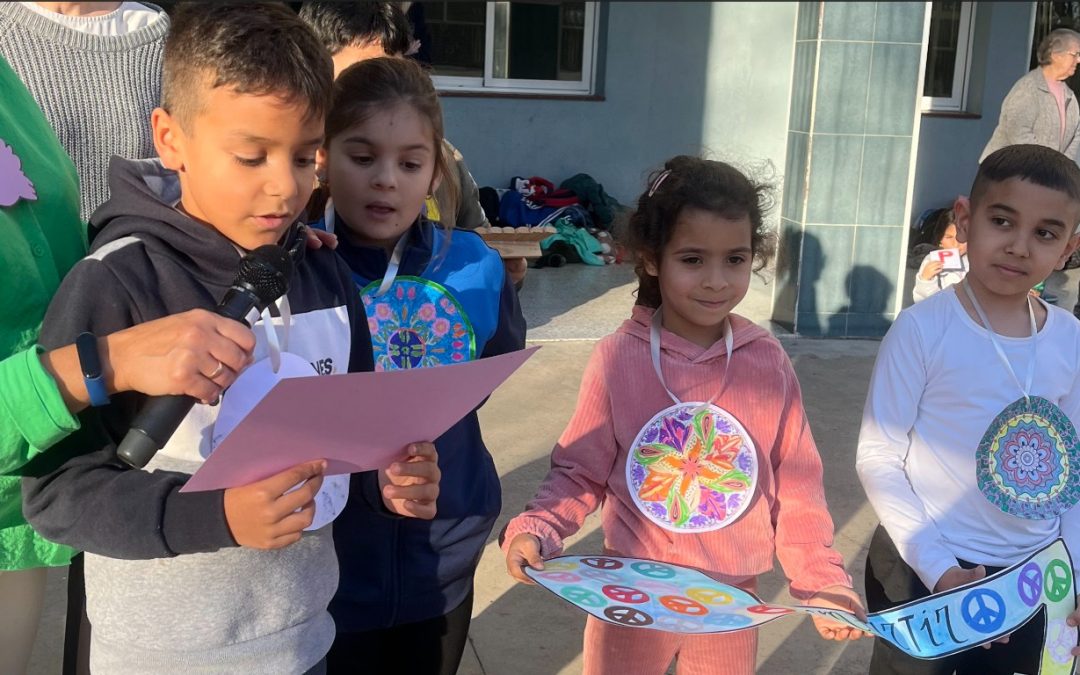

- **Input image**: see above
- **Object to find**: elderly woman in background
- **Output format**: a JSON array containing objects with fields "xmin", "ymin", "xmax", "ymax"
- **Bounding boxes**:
[{"xmin": 981, "ymin": 28, "xmax": 1080, "ymax": 164}]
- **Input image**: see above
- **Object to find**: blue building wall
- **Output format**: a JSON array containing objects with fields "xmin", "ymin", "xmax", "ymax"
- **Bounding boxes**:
[
  {"xmin": 439, "ymin": 1, "xmax": 1042, "ymax": 333},
  {"xmin": 439, "ymin": 2, "xmax": 798, "ymax": 205},
  {"xmin": 772, "ymin": 1, "xmax": 928, "ymax": 337},
  {"xmin": 911, "ymin": 2, "xmax": 1034, "ymax": 220}
]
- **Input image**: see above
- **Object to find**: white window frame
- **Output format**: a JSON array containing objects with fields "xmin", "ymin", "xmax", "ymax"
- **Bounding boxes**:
[
  {"xmin": 921, "ymin": 1, "xmax": 977, "ymax": 112},
  {"xmin": 431, "ymin": 2, "xmax": 600, "ymax": 95}
]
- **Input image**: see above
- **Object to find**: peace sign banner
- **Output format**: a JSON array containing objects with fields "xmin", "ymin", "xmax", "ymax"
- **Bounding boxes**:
[{"xmin": 525, "ymin": 541, "xmax": 1078, "ymax": 674}]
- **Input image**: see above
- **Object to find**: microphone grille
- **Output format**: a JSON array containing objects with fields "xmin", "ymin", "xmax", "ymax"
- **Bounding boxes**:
[{"xmin": 238, "ymin": 245, "xmax": 293, "ymax": 305}]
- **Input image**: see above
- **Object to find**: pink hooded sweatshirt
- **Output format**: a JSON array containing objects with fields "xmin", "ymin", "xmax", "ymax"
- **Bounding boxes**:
[{"xmin": 503, "ymin": 306, "xmax": 851, "ymax": 599}]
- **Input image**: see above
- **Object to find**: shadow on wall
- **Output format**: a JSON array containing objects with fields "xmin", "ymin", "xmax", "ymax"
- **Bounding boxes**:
[
  {"xmin": 773, "ymin": 232, "xmax": 895, "ymax": 337},
  {"xmin": 831, "ymin": 265, "xmax": 894, "ymax": 337},
  {"xmin": 773, "ymin": 227, "xmax": 824, "ymax": 336}
]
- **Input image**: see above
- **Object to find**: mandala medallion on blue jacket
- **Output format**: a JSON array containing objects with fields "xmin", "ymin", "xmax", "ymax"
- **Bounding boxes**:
[
  {"xmin": 361, "ymin": 277, "xmax": 476, "ymax": 370},
  {"xmin": 976, "ymin": 395, "xmax": 1080, "ymax": 519}
]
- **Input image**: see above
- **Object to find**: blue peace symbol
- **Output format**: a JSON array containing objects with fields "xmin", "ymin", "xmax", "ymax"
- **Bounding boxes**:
[
  {"xmin": 1017, "ymin": 562, "xmax": 1042, "ymax": 607},
  {"xmin": 630, "ymin": 561, "xmax": 676, "ymax": 579},
  {"xmin": 655, "ymin": 614, "xmax": 701, "ymax": 632},
  {"xmin": 704, "ymin": 612, "xmax": 754, "ymax": 629},
  {"xmin": 1044, "ymin": 559, "xmax": 1073, "ymax": 603},
  {"xmin": 579, "ymin": 567, "xmax": 623, "ymax": 584},
  {"xmin": 561, "ymin": 585, "xmax": 606, "ymax": 608},
  {"xmin": 960, "ymin": 588, "xmax": 1006, "ymax": 634}
]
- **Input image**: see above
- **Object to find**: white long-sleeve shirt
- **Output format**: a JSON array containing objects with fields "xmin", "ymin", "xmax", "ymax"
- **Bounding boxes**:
[
  {"xmin": 856, "ymin": 286, "xmax": 1080, "ymax": 590},
  {"xmin": 912, "ymin": 250, "xmax": 968, "ymax": 303}
]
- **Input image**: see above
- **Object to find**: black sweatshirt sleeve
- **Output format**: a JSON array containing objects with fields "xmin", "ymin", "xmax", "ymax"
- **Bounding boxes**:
[
  {"xmin": 481, "ymin": 271, "xmax": 527, "ymax": 358},
  {"xmin": 20, "ymin": 256, "xmax": 236, "ymax": 559}
]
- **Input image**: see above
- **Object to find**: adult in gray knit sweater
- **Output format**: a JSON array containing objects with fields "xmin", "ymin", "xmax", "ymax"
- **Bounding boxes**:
[
  {"xmin": 981, "ymin": 28, "xmax": 1080, "ymax": 165},
  {"xmin": 980, "ymin": 28, "xmax": 1080, "ymax": 313},
  {"xmin": 0, "ymin": 2, "xmax": 168, "ymax": 222}
]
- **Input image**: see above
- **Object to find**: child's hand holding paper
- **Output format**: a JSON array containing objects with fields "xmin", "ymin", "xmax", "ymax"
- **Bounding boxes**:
[
  {"xmin": 379, "ymin": 442, "xmax": 441, "ymax": 519},
  {"xmin": 935, "ymin": 248, "xmax": 964, "ymax": 271},
  {"xmin": 223, "ymin": 459, "xmax": 327, "ymax": 550}
]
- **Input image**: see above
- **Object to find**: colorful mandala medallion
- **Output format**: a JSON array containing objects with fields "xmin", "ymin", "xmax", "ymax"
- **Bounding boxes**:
[
  {"xmin": 361, "ymin": 277, "xmax": 475, "ymax": 371},
  {"xmin": 976, "ymin": 396, "xmax": 1080, "ymax": 520},
  {"xmin": 626, "ymin": 403, "xmax": 758, "ymax": 533}
]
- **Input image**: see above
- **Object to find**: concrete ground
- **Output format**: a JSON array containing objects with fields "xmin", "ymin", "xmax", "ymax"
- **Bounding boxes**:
[{"xmin": 26, "ymin": 261, "xmax": 1080, "ymax": 674}]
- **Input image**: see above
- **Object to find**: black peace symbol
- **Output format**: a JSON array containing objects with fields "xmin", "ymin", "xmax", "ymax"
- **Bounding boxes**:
[
  {"xmin": 604, "ymin": 605, "xmax": 654, "ymax": 627},
  {"xmin": 582, "ymin": 557, "xmax": 624, "ymax": 570}
]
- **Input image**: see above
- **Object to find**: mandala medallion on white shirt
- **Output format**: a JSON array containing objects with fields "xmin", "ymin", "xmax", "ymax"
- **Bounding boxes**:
[
  {"xmin": 962, "ymin": 280, "xmax": 1080, "ymax": 520},
  {"xmin": 626, "ymin": 402, "xmax": 758, "ymax": 533},
  {"xmin": 976, "ymin": 395, "xmax": 1080, "ymax": 520}
]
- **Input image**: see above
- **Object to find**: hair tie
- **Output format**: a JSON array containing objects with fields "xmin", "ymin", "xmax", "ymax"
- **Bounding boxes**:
[{"xmin": 648, "ymin": 170, "xmax": 671, "ymax": 198}]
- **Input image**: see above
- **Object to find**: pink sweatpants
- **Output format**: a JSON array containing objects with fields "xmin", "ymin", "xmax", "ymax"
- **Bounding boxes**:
[{"xmin": 582, "ymin": 616, "xmax": 757, "ymax": 675}]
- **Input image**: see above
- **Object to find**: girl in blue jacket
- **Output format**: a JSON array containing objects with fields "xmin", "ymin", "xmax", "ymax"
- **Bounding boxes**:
[{"xmin": 312, "ymin": 56, "xmax": 526, "ymax": 675}]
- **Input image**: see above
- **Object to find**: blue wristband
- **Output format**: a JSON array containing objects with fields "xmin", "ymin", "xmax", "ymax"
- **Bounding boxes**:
[{"xmin": 75, "ymin": 332, "xmax": 110, "ymax": 407}]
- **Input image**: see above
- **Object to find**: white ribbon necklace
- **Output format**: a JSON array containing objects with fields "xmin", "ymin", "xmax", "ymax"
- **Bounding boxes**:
[
  {"xmin": 961, "ymin": 279, "xmax": 1036, "ymax": 402},
  {"xmin": 649, "ymin": 305, "xmax": 732, "ymax": 409}
]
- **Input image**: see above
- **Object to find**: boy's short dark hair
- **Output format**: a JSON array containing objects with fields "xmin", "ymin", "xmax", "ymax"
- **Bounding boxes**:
[
  {"xmin": 163, "ymin": 2, "xmax": 333, "ymax": 127},
  {"xmin": 971, "ymin": 144, "xmax": 1080, "ymax": 207},
  {"xmin": 299, "ymin": 2, "xmax": 412, "ymax": 57}
]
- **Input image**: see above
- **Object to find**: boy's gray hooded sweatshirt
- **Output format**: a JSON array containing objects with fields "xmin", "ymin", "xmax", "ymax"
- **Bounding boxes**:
[{"xmin": 21, "ymin": 157, "xmax": 372, "ymax": 673}]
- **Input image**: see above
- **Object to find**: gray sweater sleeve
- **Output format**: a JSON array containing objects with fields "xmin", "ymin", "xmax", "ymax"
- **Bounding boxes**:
[
  {"xmin": 454, "ymin": 154, "xmax": 488, "ymax": 230},
  {"xmin": 997, "ymin": 78, "xmax": 1041, "ymax": 146},
  {"xmin": 442, "ymin": 140, "xmax": 488, "ymax": 230},
  {"xmin": 982, "ymin": 71, "xmax": 1041, "ymax": 162},
  {"xmin": 20, "ymin": 258, "xmax": 236, "ymax": 559},
  {"xmin": 0, "ymin": 3, "xmax": 168, "ymax": 221},
  {"xmin": 1065, "ymin": 94, "xmax": 1080, "ymax": 163}
]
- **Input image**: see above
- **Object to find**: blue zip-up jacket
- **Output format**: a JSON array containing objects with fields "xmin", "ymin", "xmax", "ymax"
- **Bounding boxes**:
[{"xmin": 321, "ymin": 214, "xmax": 526, "ymax": 630}]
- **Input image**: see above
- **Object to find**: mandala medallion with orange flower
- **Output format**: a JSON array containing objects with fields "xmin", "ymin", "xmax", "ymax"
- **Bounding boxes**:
[{"xmin": 627, "ymin": 404, "xmax": 758, "ymax": 532}]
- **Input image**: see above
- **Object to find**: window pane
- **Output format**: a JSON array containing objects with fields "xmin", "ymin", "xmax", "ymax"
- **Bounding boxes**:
[
  {"xmin": 924, "ymin": 1, "xmax": 962, "ymax": 99},
  {"xmin": 493, "ymin": 1, "xmax": 586, "ymax": 81},
  {"xmin": 446, "ymin": 2, "xmax": 486, "ymax": 22},
  {"xmin": 419, "ymin": 1, "xmax": 487, "ymax": 78}
]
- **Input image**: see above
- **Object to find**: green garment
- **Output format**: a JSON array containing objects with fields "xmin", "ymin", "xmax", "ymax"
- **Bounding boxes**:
[
  {"xmin": 540, "ymin": 218, "xmax": 605, "ymax": 266},
  {"xmin": 560, "ymin": 173, "xmax": 624, "ymax": 227},
  {"xmin": 0, "ymin": 55, "xmax": 84, "ymax": 570}
]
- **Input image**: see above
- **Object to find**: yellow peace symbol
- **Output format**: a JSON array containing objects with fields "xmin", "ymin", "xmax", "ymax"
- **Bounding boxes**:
[
  {"xmin": 544, "ymin": 560, "xmax": 579, "ymax": 572},
  {"xmin": 686, "ymin": 587, "xmax": 734, "ymax": 606}
]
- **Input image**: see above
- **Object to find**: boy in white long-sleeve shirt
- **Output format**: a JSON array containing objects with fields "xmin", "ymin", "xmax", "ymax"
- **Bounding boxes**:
[{"xmin": 857, "ymin": 144, "xmax": 1080, "ymax": 675}]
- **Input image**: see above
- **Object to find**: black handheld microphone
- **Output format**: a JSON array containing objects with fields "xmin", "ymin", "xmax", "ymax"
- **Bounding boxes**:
[{"xmin": 115, "ymin": 245, "xmax": 294, "ymax": 469}]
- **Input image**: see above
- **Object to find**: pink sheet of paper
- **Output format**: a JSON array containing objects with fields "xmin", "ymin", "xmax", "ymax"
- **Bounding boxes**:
[{"xmin": 181, "ymin": 346, "xmax": 538, "ymax": 492}]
